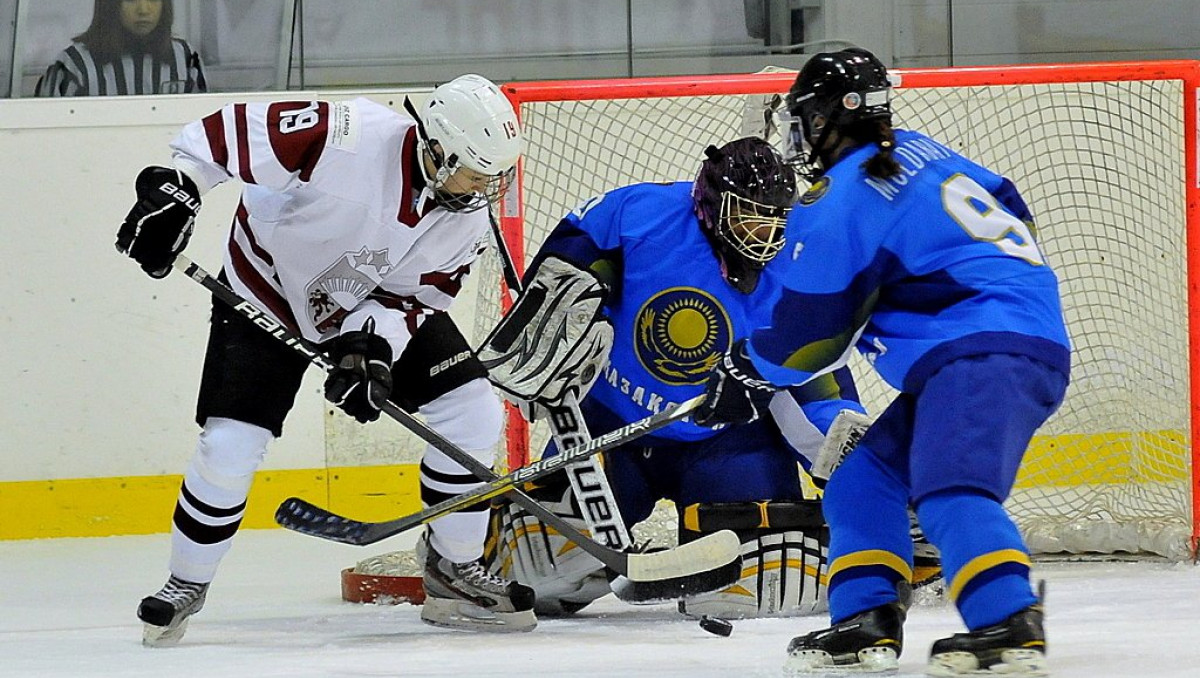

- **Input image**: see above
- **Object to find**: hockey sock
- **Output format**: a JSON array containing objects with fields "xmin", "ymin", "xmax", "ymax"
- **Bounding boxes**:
[
  {"xmin": 916, "ymin": 488, "xmax": 1036, "ymax": 630},
  {"xmin": 823, "ymin": 446, "xmax": 913, "ymax": 623},
  {"xmin": 419, "ymin": 379, "xmax": 503, "ymax": 563},
  {"xmin": 169, "ymin": 417, "xmax": 270, "ymax": 583}
]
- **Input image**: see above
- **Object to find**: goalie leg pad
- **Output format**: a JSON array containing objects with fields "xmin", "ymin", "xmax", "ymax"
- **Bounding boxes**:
[
  {"xmin": 484, "ymin": 472, "xmax": 611, "ymax": 616},
  {"xmin": 678, "ymin": 501, "xmax": 829, "ymax": 619},
  {"xmin": 910, "ymin": 507, "xmax": 945, "ymax": 597}
]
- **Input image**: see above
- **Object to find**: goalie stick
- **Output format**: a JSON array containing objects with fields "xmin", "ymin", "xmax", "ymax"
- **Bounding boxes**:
[{"xmin": 170, "ymin": 255, "xmax": 740, "ymax": 601}]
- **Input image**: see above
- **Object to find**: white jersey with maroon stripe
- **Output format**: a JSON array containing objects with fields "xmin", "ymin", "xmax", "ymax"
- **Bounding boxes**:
[{"xmin": 169, "ymin": 97, "xmax": 488, "ymax": 357}]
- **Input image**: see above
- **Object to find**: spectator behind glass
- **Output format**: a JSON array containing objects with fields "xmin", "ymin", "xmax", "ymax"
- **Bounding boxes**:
[{"xmin": 35, "ymin": 0, "xmax": 206, "ymax": 97}]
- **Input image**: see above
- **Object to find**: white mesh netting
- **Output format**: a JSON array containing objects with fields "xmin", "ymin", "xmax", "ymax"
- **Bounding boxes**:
[
  {"xmin": 466, "ymin": 68, "xmax": 1194, "ymax": 560},
  {"xmin": 353, "ymin": 549, "xmax": 422, "ymax": 577}
]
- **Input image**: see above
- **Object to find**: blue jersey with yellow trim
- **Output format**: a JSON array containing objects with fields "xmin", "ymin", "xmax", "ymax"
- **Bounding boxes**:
[
  {"xmin": 538, "ymin": 181, "xmax": 816, "ymax": 442},
  {"xmin": 745, "ymin": 129, "xmax": 1071, "ymax": 392}
]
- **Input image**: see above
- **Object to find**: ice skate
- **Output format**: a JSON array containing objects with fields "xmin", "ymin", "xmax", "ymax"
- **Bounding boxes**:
[
  {"xmin": 783, "ymin": 602, "xmax": 905, "ymax": 674},
  {"xmin": 927, "ymin": 601, "xmax": 1046, "ymax": 676},
  {"xmin": 137, "ymin": 575, "xmax": 209, "ymax": 647},
  {"xmin": 418, "ymin": 532, "xmax": 537, "ymax": 632}
]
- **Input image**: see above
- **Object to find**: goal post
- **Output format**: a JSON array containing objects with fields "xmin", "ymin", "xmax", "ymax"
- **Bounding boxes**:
[{"xmin": 483, "ymin": 60, "xmax": 1200, "ymax": 560}]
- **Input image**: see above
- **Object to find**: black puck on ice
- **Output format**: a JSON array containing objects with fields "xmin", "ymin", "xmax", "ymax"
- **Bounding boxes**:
[{"xmin": 698, "ymin": 615, "xmax": 733, "ymax": 637}]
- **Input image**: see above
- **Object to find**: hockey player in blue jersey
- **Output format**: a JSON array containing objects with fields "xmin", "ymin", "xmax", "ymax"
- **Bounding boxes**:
[
  {"xmin": 693, "ymin": 48, "xmax": 1070, "ymax": 675},
  {"xmin": 480, "ymin": 137, "xmax": 868, "ymax": 619}
]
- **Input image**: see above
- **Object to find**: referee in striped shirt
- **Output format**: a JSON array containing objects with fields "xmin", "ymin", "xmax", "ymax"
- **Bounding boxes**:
[{"xmin": 36, "ymin": 0, "xmax": 206, "ymax": 97}]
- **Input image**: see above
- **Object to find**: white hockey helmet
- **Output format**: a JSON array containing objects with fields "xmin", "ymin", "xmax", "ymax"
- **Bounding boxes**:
[{"xmin": 417, "ymin": 74, "xmax": 521, "ymax": 212}]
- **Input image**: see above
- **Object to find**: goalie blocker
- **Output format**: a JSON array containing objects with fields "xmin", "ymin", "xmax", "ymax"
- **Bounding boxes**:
[{"xmin": 477, "ymin": 254, "xmax": 613, "ymax": 418}]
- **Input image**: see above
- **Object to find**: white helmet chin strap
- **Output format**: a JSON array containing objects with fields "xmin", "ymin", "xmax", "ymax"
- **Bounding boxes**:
[
  {"xmin": 421, "ymin": 140, "xmax": 459, "ymax": 191},
  {"xmin": 404, "ymin": 95, "xmax": 486, "ymax": 212},
  {"xmin": 405, "ymin": 96, "xmax": 446, "ymax": 185}
]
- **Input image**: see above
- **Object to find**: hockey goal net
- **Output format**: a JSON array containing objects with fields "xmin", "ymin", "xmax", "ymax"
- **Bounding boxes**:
[{"xmin": 472, "ymin": 61, "xmax": 1200, "ymax": 561}]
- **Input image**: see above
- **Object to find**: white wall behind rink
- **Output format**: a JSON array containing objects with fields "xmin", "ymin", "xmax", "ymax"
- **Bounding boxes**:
[{"xmin": 0, "ymin": 88, "xmax": 485, "ymax": 483}]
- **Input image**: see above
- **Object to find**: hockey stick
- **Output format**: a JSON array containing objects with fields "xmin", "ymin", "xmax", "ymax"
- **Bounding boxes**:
[
  {"xmin": 485, "ymin": 210, "xmax": 635, "ymax": 552},
  {"xmin": 541, "ymin": 395, "xmax": 634, "ymax": 548},
  {"xmin": 276, "ymin": 397, "xmax": 700, "ymax": 542},
  {"xmin": 170, "ymin": 255, "xmax": 740, "ymax": 599}
]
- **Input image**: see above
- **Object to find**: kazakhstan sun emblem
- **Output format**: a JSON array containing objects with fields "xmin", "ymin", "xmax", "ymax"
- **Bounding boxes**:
[{"xmin": 633, "ymin": 288, "xmax": 732, "ymax": 386}]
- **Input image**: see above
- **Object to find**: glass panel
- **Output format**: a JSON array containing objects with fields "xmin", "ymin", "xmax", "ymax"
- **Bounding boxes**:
[
  {"xmin": 894, "ymin": 0, "xmax": 950, "ymax": 67},
  {"xmin": 21, "ymin": 0, "xmax": 222, "ymax": 97},
  {"xmin": 630, "ymin": 0, "xmax": 777, "ymax": 77},
  {"xmin": 291, "ymin": 0, "xmax": 634, "ymax": 87},
  {"xmin": 21, "ymin": 0, "xmax": 90, "ymax": 97},
  {"xmin": 194, "ymin": 0, "xmax": 287, "ymax": 92},
  {"xmin": 0, "ymin": 0, "xmax": 15, "ymax": 97},
  {"xmin": 951, "ymin": 0, "xmax": 1200, "ymax": 65}
]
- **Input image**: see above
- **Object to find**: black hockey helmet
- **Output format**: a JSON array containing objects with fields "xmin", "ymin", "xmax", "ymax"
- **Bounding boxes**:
[
  {"xmin": 693, "ymin": 137, "xmax": 797, "ymax": 293},
  {"xmin": 785, "ymin": 47, "xmax": 893, "ymax": 171}
]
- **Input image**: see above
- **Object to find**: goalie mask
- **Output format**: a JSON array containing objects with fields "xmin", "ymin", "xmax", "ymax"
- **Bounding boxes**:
[
  {"xmin": 693, "ymin": 137, "xmax": 797, "ymax": 294},
  {"xmin": 785, "ymin": 47, "xmax": 893, "ymax": 180},
  {"xmin": 407, "ymin": 74, "xmax": 521, "ymax": 213}
]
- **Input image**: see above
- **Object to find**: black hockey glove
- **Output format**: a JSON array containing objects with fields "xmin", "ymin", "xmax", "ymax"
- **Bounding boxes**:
[
  {"xmin": 324, "ymin": 326, "xmax": 394, "ymax": 424},
  {"xmin": 116, "ymin": 166, "xmax": 201, "ymax": 279},
  {"xmin": 693, "ymin": 339, "xmax": 777, "ymax": 428}
]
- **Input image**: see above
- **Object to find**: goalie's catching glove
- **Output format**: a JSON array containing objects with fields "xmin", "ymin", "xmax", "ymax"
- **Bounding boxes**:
[
  {"xmin": 324, "ymin": 323, "xmax": 393, "ymax": 424},
  {"xmin": 116, "ymin": 166, "xmax": 201, "ymax": 279},
  {"xmin": 693, "ymin": 339, "xmax": 777, "ymax": 427}
]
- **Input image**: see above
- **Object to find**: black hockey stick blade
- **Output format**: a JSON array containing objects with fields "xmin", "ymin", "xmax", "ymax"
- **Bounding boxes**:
[
  {"xmin": 274, "ymin": 497, "xmax": 377, "ymax": 546},
  {"xmin": 610, "ymin": 530, "xmax": 743, "ymax": 603},
  {"xmin": 273, "ymin": 395, "xmax": 705, "ymax": 547}
]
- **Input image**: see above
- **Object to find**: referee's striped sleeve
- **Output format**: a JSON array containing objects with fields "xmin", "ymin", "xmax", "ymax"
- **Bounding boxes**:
[
  {"xmin": 35, "ymin": 63, "xmax": 66, "ymax": 96},
  {"xmin": 68, "ymin": 45, "xmax": 98, "ymax": 96},
  {"xmin": 35, "ymin": 49, "xmax": 87, "ymax": 97}
]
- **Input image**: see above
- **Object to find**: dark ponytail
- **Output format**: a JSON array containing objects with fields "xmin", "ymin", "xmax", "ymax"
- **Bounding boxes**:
[{"xmin": 860, "ymin": 120, "xmax": 901, "ymax": 180}]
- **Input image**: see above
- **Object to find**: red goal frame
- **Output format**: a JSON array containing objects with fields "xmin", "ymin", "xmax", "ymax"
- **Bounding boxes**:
[{"xmin": 498, "ymin": 60, "xmax": 1200, "ymax": 556}]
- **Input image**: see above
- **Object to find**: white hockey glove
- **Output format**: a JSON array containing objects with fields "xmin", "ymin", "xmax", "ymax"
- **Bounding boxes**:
[{"xmin": 478, "ymin": 255, "xmax": 613, "ymax": 421}]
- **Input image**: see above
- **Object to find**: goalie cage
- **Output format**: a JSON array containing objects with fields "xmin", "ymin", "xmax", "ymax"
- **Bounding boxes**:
[{"xmin": 341, "ymin": 61, "xmax": 1200, "ymax": 604}]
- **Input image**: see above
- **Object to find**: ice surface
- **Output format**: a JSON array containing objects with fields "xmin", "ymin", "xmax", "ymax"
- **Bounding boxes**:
[{"xmin": 2, "ymin": 530, "xmax": 1198, "ymax": 677}]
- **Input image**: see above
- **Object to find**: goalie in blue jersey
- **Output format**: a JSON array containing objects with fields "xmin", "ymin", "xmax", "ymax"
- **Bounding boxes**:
[
  {"xmin": 480, "ymin": 137, "xmax": 935, "ymax": 620},
  {"xmin": 693, "ymin": 48, "xmax": 1070, "ymax": 676}
]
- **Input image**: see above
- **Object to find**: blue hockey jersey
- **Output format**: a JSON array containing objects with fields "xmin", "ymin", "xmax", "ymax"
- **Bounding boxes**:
[
  {"xmin": 535, "ymin": 181, "xmax": 857, "ymax": 443},
  {"xmin": 745, "ymin": 129, "xmax": 1071, "ymax": 392}
]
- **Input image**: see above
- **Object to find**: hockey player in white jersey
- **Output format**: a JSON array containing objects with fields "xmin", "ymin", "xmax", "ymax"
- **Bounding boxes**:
[{"xmin": 115, "ymin": 74, "xmax": 536, "ymax": 644}]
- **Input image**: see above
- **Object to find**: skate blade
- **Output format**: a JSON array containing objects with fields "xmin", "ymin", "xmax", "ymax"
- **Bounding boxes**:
[
  {"xmin": 142, "ymin": 618, "xmax": 189, "ymax": 648},
  {"xmin": 420, "ymin": 598, "xmax": 536, "ymax": 633},
  {"xmin": 927, "ymin": 649, "xmax": 1047, "ymax": 676},
  {"xmin": 784, "ymin": 646, "xmax": 900, "ymax": 675}
]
